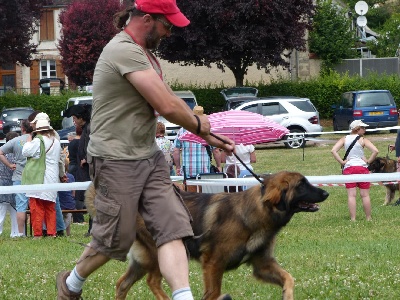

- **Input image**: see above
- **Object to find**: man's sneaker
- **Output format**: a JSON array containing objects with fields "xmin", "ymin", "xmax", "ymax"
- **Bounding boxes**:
[
  {"xmin": 217, "ymin": 294, "xmax": 232, "ymax": 300},
  {"xmin": 56, "ymin": 271, "xmax": 82, "ymax": 300}
]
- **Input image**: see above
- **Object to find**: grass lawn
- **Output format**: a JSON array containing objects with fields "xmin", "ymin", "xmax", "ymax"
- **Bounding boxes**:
[{"xmin": 1, "ymin": 130, "xmax": 400, "ymax": 299}]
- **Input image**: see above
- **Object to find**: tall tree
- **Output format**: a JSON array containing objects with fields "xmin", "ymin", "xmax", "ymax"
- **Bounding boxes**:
[
  {"xmin": 156, "ymin": 0, "xmax": 315, "ymax": 86},
  {"xmin": 58, "ymin": 0, "xmax": 123, "ymax": 86},
  {"xmin": 309, "ymin": 0, "xmax": 357, "ymax": 73},
  {"xmin": 367, "ymin": 13, "xmax": 400, "ymax": 57},
  {"xmin": 0, "ymin": 0, "xmax": 42, "ymax": 66}
]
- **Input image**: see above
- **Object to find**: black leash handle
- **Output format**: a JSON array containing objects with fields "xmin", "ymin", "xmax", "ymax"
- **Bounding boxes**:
[{"xmin": 210, "ymin": 133, "xmax": 264, "ymax": 185}]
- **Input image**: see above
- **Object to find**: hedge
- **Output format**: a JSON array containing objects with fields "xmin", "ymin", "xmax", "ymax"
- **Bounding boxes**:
[
  {"xmin": 181, "ymin": 73, "xmax": 400, "ymax": 119},
  {"xmin": 1, "ymin": 73, "xmax": 399, "ymax": 130}
]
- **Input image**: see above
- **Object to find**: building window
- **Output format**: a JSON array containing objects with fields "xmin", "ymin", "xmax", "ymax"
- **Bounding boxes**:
[
  {"xmin": 40, "ymin": 60, "xmax": 56, "ymax": 78},
  {"xmin": 40, "ymin": 10, "xmax": 55, "ymax": 41}
]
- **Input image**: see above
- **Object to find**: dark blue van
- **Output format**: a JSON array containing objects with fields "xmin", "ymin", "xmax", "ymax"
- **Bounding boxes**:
[{"xmin": 332, "ymin": 90, "xmax": 398, "ymax": 131}]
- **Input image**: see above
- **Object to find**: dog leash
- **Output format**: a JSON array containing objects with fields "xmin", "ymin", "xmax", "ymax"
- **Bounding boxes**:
[{"xmin": 210, "ymin": 132, "xmax": 264, "ymax": 185}]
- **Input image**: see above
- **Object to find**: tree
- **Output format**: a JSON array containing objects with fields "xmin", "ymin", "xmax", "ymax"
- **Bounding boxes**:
[
  {"xmin": 156, "ymin": 0, "xmax": 315, "ymax": 86},
  {"xmin": 367, "ymin": 13, "xmax": 400, "ymax": 57},
  {"xmin": 58, "ymin": 0, "xmax": 123, "ymax": 86},
  {"xmin": 309, "ymin": 0, "xmax": 357, "ymax": 73},
  {"xmin": 0, "ymin": 0, "xmax": 42, "ymax": 66}
]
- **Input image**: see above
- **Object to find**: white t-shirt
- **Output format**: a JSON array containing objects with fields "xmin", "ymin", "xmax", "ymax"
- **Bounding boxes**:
[{"xmin": 224, "ymin": 144, "xmax": 255, "ymax": 171}]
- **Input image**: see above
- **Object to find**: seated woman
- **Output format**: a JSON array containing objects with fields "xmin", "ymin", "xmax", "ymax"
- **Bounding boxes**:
[{"xmin": 222, "ymin": 143, "xmax": 256, "ymax": 178}]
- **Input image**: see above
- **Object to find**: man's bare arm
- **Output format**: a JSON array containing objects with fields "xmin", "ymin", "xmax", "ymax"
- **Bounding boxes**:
[{"xmin": 125, "ymin": 69, "xmax": 235, "ymax": 154}]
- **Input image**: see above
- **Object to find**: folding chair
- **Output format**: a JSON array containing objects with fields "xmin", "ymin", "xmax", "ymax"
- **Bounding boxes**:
[{"xmin": 195, "ymin": 172, "xmax": 227, "ymax": 193}]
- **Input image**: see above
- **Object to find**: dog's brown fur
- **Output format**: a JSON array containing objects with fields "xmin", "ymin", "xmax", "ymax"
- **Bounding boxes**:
[
  {"xmin": 85, "ymin": 171, "xmax": 329, "ymax": 300},
  {"xmin": 368, "ymin": 157, "xmax": 399, "ymax": 205}
]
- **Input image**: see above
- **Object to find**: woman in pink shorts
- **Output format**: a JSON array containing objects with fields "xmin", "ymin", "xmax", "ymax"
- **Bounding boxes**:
[{"xmin": 331, "ymin": 120, "xmax": 379, "ymax": 221}]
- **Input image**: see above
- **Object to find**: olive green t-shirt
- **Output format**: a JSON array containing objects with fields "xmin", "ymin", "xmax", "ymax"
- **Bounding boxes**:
[{"xmin": 88, "ymin": 31, "xmax": 160, "ymax": 160}]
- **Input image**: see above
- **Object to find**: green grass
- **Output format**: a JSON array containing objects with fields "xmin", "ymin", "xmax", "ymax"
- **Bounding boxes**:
[{"xmin": 1, "ymin": 132, "xmax": 399, "ymax": 299}]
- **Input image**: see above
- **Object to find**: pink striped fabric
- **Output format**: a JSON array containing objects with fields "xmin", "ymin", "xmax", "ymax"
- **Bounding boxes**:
[{"xmin": 179, "ymin": 111, "xmax": 289, "ymax": 145}]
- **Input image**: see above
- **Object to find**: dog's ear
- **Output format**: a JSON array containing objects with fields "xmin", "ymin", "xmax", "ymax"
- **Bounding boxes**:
[{"xmin": 263, "ymin": 174, "xmax": 289, "ymax": 204}]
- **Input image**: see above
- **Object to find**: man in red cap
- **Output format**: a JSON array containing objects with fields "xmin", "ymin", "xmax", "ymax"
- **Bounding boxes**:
[{"xmin": 56, "ymin": 1, "xmax": 234, "ymax": 300}]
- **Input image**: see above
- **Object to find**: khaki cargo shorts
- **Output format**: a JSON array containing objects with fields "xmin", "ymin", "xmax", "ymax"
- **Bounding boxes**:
[{"xmin": 90, "ymin": 151, "xmax": 193, "ymax": 261}]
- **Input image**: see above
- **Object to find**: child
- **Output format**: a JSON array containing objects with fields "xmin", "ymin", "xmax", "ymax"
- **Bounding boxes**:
[{"xmin": 58, "ymin": 156, "xmax": 76, "ymax": 236}]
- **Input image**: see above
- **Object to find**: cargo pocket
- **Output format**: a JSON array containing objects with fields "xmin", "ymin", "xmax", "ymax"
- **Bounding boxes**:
[
  {"xmin": 173, "ymin": 184, "xmax": 193, "ymax": 223},
  {"xmin": 93, "ymin": 199, "xmax": 121, "ymax": 248}
]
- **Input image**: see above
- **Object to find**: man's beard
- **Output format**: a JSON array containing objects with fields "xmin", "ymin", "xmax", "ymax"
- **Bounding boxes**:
[{"xmin": 145, "ymin": 25, "xmax": 162, "ymax": 50}]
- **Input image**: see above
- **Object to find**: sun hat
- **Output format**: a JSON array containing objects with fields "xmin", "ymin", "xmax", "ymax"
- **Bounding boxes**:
[
  {"xmin": 349, "ymin": 120, "xmax": 369, "ymax": 130},
  {"xmin": 63, "ymin": 105, "xmax": 88, "ymax": 118},
  {"xmin": 30, "ymin": 112, "xmax": 50, "ymax": 124},
  {"xmin": 193, "ymin": 106, "xmax": 204, "ymax": 116},
  {"xmin": 134, "ymin": 0, "xmax": 190, "ymax": 27},
  {"xmin": 35, "ymin": 119, "xmax": 53, "ymax": 132}
]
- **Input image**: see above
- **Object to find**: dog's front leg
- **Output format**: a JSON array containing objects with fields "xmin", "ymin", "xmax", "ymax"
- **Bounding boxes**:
[
  {"xmin": 252, "ymin": 257, "xmax": 294, "ymax": 300},
  {"xmin": 201, "ymin": 254, "xmax": 225, "ymax": 300}
]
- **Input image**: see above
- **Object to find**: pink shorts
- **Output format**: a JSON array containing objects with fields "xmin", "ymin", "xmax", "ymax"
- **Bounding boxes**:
[{"xmin": 342, "ymin": 166, "xmax": 370, "ymax": 189}]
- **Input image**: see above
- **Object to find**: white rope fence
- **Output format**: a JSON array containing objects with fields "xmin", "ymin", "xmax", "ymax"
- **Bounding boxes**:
[
  {"xmin": 0, "ymin": 125, "xmax": 398, "ymax": 193},
  {"xmin": 0, "ymin": 172, "xmax": 399, "ymax": 195}
]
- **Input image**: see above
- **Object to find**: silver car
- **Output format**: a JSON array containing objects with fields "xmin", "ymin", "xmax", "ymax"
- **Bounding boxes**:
[{"xmin": 233, "ymin": 97, "xmax": 323, "ymax": 149}]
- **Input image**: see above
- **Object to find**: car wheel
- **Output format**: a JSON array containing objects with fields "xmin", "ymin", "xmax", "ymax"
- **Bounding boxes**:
[{"xmin": 284, "ymin": 129, "xmax": 306, "ymax": 149}]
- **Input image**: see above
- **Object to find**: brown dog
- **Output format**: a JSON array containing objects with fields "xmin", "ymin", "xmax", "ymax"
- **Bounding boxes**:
[
  {"xmin": 85, "ymin": 171, "xmax": 329, "ymax": 300},
  {"xmin": 368, "ymin": 156, "xmax": 399, "ymax": 205}
]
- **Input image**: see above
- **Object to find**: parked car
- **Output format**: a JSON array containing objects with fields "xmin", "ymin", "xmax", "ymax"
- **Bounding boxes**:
[
  {"xmin": 158, "ymin": 90, "xmax": 198, "ymax": 141},
  {"xmin": 221, "ymin": 87, "xmax": 258, "ymax": 111},
  {"xmin": 233, "ymin": 97, "xmax": 323, "ymax": 149},
  {"xmin": 332, "ymin": 90, "xmax": 398, "ymax": 131},
  {"xmin": 0, "ymin": 107, "xmax": 35, "ymax": 139},
  {"xmin": 58, "ymin": 96, "xmax": 93, "ymax": 140}
]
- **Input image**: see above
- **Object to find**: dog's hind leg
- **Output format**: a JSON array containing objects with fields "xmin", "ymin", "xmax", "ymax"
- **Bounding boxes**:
[
  {"xmin": 146, "ymin": 269, "xmax": 170, "ymax": 300},
  {"xmin": 115, "ymin": 259, "xmax": 169, "ymax": 300},
  {"xmin": 115, "ymin": 258, "xmax": 147, "ymax": 300},
  {"xmin": 252, "ymin": 257, "xmax": 294, "ymax": 300}
]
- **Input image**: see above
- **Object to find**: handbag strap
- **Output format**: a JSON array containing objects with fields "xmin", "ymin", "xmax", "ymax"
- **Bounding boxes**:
[{"xmin": 343, "ymin": 135, "xmax": 361, "ymax": 161}]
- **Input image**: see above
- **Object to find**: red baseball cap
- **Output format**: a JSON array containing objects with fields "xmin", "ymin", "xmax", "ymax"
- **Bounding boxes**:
[{"xmin": 134, "ymin": 0, "xmax": 190, "ymax": 27}]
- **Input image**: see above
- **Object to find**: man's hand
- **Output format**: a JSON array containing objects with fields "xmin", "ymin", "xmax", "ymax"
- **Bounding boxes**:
[
  {"xmin": 202, "ymin": 133, "xmax": 235, "ymax": 156},
  {"xmin": 389, "ymin": 144, "xmax": 395, "ymax": 152}
]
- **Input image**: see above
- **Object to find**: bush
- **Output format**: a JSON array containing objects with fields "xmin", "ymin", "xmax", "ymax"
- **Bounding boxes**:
[{"xmin": 0, "ymin": 91, "xmax": 88, "ymax": 130}]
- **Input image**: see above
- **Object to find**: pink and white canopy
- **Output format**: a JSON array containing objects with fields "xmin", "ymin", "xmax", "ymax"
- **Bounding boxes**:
[{"xmin": 179, "ymin": 110, "xmax": 289, "ymax": 145}]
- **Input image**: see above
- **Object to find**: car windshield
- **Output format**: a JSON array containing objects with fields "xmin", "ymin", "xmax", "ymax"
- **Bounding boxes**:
[
  {"xmin": 2, "ymin": 109, "xmax": 33, "ymax": 121},
  {"xmin": 356, "ymin": 92, "xmax": 394, "ymax": 107}
]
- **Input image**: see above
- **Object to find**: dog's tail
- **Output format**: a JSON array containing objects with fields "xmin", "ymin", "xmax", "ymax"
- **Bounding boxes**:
[{"xmin": 84, "ymin": 183, "xmax": 97, "ymax": 217}]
